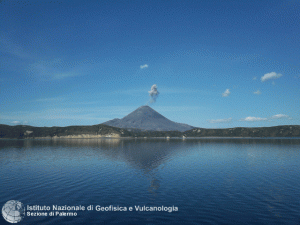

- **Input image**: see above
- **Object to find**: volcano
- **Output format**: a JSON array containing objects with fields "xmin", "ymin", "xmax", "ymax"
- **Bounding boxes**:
[{"xmin": 103, "ymin": 105, "xmax": 194, "ymax": 132}]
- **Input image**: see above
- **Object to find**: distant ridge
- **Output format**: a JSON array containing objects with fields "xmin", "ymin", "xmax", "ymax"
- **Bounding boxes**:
[
  {"xmin": 103, "ymin": 105, "xmax": 194, "ymax": 132},
  {"xmin": 0, "ymin": 124, "xmax": 299, "ymax": 139}
]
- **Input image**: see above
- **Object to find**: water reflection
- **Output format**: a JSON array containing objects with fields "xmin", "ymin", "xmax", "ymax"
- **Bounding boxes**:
[
  {"xmin": 148, "ymin": 178, "xmax": 160, "ymax": 195},
  {"xmin": 1, "ymin": 137, "xmax": 299, "ymax": 196},
  {"xmin": 0, "ymin": 138, "xmax": 186, "ymax": 195},
  {"xmin": 1, "ymin": 137, "xmax": 299, "ymax": 167},
  {"xmin": 1, "ymin": 137, "xmax": 300, "ymax": 225}
]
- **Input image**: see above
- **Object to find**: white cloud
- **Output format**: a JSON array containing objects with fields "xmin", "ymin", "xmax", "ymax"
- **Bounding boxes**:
[
  {"xmin": 240, "ymin": 114, "xmax": 292, "ymax": 122},
  {"xmin": 254, "ymin": 90, "xmax": 261, "ymax": 95},
  {"xmin": 240, "ymin": 116, "xmax": 268, "ymax": 122},
  {"xmin": 222, "ymin": 89, "xmax": 230, "ymax": 97},
  {"xmin": 11, "ymin": 121, "xmax": 21, "ymax": 124},
  {"xmin": 253, "ymin": 77, "xmax": 257, "ymax": 80},
  {"xmin": 271, "ymin": 114, "xmax": 290, "ymax": 119},
  {"xmin": 261, "ymin": 72, "xmax": 282, "ymax": 82},
  {"xmin": 140, "ymin": 64, "xmax": 149, "ymax": 69},
  {"xmin": 207, "ymin": 118, "xmax": 232, "ymax": 123}
]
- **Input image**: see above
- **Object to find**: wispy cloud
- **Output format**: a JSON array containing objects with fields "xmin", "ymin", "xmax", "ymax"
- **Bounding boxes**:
[
  {"xmin": 240, "ymin": 116, "xmax": 268, "ymax": 122},
  {"xmin": 155, "ymin": 106, "xmax": 202, "ymax": 113},
  {"xmin": 1, "ymin": 35, "xmax": 83, "ymax": 81},
  {"xmin": 272, "ymin": 114, "xmax": 288, "ymax": 119},
  {"xmin": 0, "ymin": 35, "xmax": 33, "ymax": 60},
  {"xmin": 140, "ymin": 64, "xmax": 149, "ymax": 69},
  {"xmin": 271, "ymin": 114, "xmax": 292, "ymax": 120},
  {"xmin": 27, "ymin": 58, "xmax": 81, "ymax": 81},
  {"xmin": 159, "ymin": 87, "xmax": 205, "ymax": 94},
  {"xmin": 0, "ymin": 106, "xmax": 137, "ymax": 126},
  {"xmin": 109, "ymin": 88, "xmax": 147, "ymax": 95},
  {"xmin": 207, "ymin": 118, "xmax": 232, "ymax": 123},
  {"xmin": 253, "ymin": 77, "xmax": 257, "ymax": 80},
  {"xmin": 261, "ymin": 72, "xmax": 282, "ymax": 82},
  {"xmin": 240, "ymin": 114, "xmax": 292, "ymax": 122},
  {"xmin": 34, "ymin": 97, "xmax": 66, "ymax": 102},
  {"xmin": 52, "ymin": 72, "xmax": 80, "ymax": 80},
  {"xmin": 107, "ymin": 86, "xmax": 209, "ymax": 96},
  {"xmin": 222, "ymin": 89, "xmax": 230, "ymax": 97},
  {"xmin": 254, "ymin": 90, "xmax": 261, "ymax": 95}
]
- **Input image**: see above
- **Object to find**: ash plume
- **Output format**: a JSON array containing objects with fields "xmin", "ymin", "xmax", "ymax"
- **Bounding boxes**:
[{"xmin": 148, "ymin": 84, "xmax": 159, "ymax": 104}]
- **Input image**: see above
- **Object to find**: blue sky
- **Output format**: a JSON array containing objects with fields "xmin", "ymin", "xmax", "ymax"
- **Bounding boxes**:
[{"xmin": 0, "ymin": 0, "xmax": 299, "ymax": 128}]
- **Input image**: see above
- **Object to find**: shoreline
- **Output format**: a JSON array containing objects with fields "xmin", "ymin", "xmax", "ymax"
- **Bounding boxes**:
[
  {"xmin": 1, "ymin": 136, "xmax": 300, "ymax": 140},
  {"xmin": 1, "ymin": 124, "xmax": 300, "ymax": 139}
]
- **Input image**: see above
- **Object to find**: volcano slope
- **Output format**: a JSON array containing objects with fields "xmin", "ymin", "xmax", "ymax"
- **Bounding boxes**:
[{"xmin": 103, "ymin": 105, "xmax": 194, "ymax": 132}]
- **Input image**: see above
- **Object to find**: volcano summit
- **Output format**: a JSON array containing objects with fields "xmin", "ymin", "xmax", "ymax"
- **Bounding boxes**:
[{"xmin": 103, "ymin": 105, "xmax": 194, "ymax": 132}]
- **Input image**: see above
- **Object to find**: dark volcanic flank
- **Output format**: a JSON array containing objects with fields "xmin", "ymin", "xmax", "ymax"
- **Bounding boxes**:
[{"xmin": 103, "ymin": 105, "xmax": 194, "ymax": 132}]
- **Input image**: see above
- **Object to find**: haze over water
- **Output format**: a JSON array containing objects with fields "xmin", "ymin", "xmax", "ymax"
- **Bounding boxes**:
[{"xmin": 0, "ymin": 138, "xmax": 300, "ymax": 224}]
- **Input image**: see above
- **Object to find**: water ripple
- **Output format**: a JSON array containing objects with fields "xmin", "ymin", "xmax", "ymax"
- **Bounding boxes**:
[{"xmin": 0, "ymin": 138, "xmax": 299, "ymax": 224}]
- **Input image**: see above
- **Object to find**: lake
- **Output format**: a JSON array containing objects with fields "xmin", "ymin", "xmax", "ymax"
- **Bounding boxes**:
[{"xmin": 0, "ymin": 138, "xmax": 300, "ymax": 225}]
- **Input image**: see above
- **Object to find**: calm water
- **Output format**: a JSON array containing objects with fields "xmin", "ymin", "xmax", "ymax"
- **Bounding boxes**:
[{"xmin": 0, "ymin": 138, "xmax": 300, "ymax": 225}]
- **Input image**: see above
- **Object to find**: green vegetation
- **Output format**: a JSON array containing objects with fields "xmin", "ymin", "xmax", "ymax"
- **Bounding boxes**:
[
  {"xmin": 0, "ymin": 124, "xmax": 130, "ymax": 139},
  {"xmin": 0, "ymin": 124, "xmax": 299, "ymax": 139},
  {"xmin": 184, "ymin": 126, "xmax": 300, "ymax": 138}
]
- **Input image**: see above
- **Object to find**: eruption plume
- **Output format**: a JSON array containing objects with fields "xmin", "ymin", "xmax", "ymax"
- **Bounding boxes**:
[{"xmin": 148, "ymin": 84, "xmax": 159, "ymax": 104}]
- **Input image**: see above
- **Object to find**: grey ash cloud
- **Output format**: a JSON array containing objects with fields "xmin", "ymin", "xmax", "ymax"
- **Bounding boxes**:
[{"xmin": 148, "ymin": 84, "xmax": 159, "ymax": 104}]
